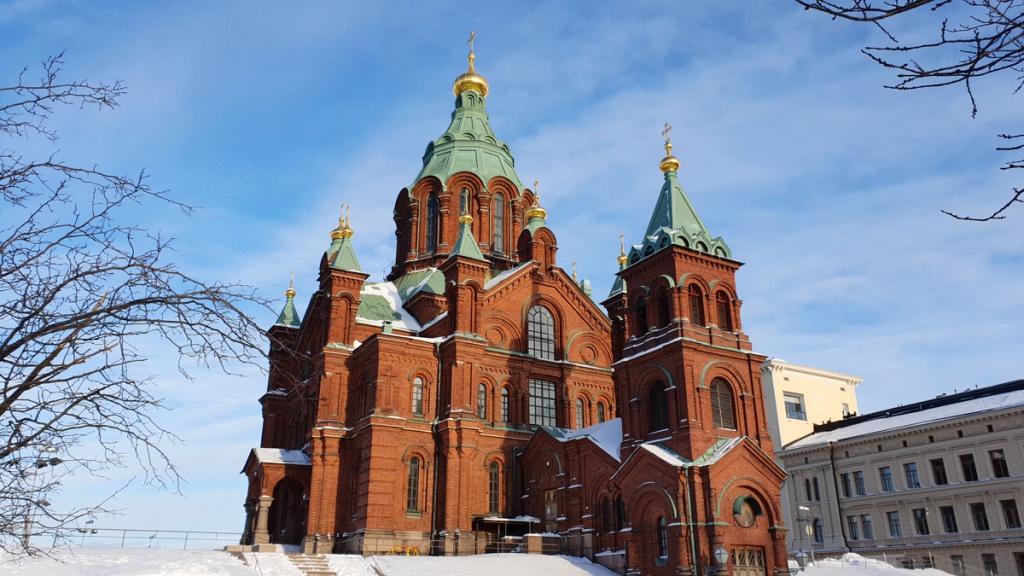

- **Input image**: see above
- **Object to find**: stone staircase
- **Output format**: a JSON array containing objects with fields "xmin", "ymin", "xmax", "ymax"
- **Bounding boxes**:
[{"xmin": 285, "ymin": 553, "xmax": 337, "ymax": 576}]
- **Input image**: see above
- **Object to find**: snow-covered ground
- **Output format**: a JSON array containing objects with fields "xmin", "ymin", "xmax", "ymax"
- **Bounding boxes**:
[{"xmin": 0, "ymin": 548, "xmax": 952, "ymax": 576}]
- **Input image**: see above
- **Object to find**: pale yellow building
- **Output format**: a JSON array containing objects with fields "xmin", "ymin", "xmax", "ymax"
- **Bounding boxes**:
[{"xmin": 761, "ymin": 358, "xmax": 862, "ymax": 449}]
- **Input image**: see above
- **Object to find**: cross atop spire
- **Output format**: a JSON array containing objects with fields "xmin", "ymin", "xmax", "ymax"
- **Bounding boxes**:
[{"xmin": 662, "ymin": 122, "xmax": 673, "ymax": 156}]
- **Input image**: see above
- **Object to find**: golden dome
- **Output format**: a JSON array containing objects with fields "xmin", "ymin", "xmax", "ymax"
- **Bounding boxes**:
[
  {"xmin": 330, "ymin": 215, "xmax": 345, "ymax": 240},
  {"xmin": 659, "ymin": 141, "xmax": 680, "ymax": 173},
  {"xmin": 459, "ymin": 212, "xmax": 473, "ymax": 224},
  {"xmin": 453, "ymin": 32, "xmax": 489, "ymax": 97},
  {"xmin": 285, "ymin": 277, "xmax": 296, "ymax": 299},
  {"xmin": 526, "ymin": 195, "xmax": 547, "ymax": 219},
  {"xmin": 617, "ymin": 232, "xmax": 628, "ymax": 265}
]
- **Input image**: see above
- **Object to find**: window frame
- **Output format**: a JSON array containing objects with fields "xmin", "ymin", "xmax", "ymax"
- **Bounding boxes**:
[
  {"xmin": 784, "ymin": 392, "xmax": 807, "ymax": 421},
  {"xmin": 412, "ymin": 377, "xmax": 424, "ymax": 416},
  {"xmin": 527, "ymin": 305, "xmax": 556, "ymax": 360},
  {"xmin": 425, "ymin": 193, "xmax": 439, "ymax": 253},
  {"xmin": 990, "ymin": 449, "xmax": 1010, "ymax": 479},
  {"xmin": 886, "ymin": 511, "xmax": 903, "ymax": 538},
  {"xmin": 912, "ymin": 508, "xmax": 930, "ymax": 535},
  {"xmin": 649, "ymin": 381, "xmax": 669, "ymax": 433},
  {"xmin": 406, "ymin": 457, "xmax": 421, "ymax": 511},
  {"xmin": 940, "ymin": 506, "xmax": 959, "ymax": 533},
  {"xmin": 960, "ymin": 453, "xmax": 979, "ymax": 482},
  {"xmin": 971, "ymin": 502, "xmax": 990, "ymax": 531},
  {"xmin": 931, "ymin": 458, "xmax": 949, "ymax": 486},
  {"xmin": 879, "ymin": 466, "xmax": 894, "ymax": 492},
  {"xmin": 477, "ymin": 384, "xmax": 488, "ymax": 420},
  {"xmin": 1001, "ymin": 499, "xmax": 1021, "ymax": 529},
  {"xmin": 715, "ymin": 291, "xmax": 733, "ymax": 332},
  {"xmin": 488, "ymin": 461, "xmax": 501, "ymax": 515},
  {"xmin": 904, "ymin": 462, "xmax": 920, "ymax": 489},
  {"xmin": 710, "ymin": 378, "xmax": 736, "ymax": 430},
  {"xmin": 492, "ymin": 192, "xmax": 505, "ymax": 254},
  {"xmin": 687, "ymin": 284, "xmax": 706, "ymax": 326},
  {"xmin": 528, "ymin": 378, "xmax": 557, "ymax": 427}
]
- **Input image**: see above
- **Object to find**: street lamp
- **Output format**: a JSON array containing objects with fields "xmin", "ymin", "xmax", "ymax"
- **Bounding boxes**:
[
  {"xmin": 794, "ymin": 506, "xmax": 815, "ymax": 567},
  {"xmin": 794, "ymin": 551, "xmax": 809, "ymax": 571},
  {"xmin": 22, "ymin": 446, "xmax": 61, "ymax": 547}
]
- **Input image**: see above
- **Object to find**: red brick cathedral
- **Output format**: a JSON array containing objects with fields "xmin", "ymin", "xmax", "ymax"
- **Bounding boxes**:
[{"xmin": 242, "ymin": 46, "xmax": 788, "ymax": 576}]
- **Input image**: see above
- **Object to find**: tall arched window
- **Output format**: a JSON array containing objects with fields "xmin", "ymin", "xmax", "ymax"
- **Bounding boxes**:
[
  {"xmin": 805, "ymin": 478, "xmax": 813, "ymax": 502},
  {"xmin": 657, "ymin": 516, "xmax": 668, "ymax": 558},
  {"xmin": 412, "ymin": 377, "xmax": 424, "ymax": 416},
  {"xmin": 596, "ymin": 402, "xmax": 606, "ymax": 423},
  {"xmin": 716, "ymin": 291, "xmax": 733, "ymax": 332},
  {"xmin": 615, "ymin": 495, "xmax": 626, "ymax": 530},
  {"xmin": 656, "ymin": 288, "xmax": 670, "ymax": 326},
  {"xmin": 710, "ymin": 378, "xmax": 736, "ymax": 430},
  {"xmin": 575, "ymin": 398, "xmax": 585, "ymax": 429},
  {"xmin": 488, "ymin": 462, "xmax": 501, "ymax": 515},
  {"xmin": 501, "ymin": 387, "xmax": 510, "ymax": 422},
  {"xmin": 688, "ymin": 284, "xmax": 706, "ymax": 326},
  {"xmin": 635, "ymin": 297, "xmax": 648, "ymax": 336},
  {"xmin": 813, "ymin": 518, "xmax": 824, "ymax": 543},
  {"xmin": 527, "ymin": 305, "xmax": 556, "ymax": 360},
  {"xmin": 813, "ymin": 477, "xmax": 821, "ymax": 501},
  {"xmin": 601, "ymin": 498, "xmax": 611, "ymax": 533},
  {"xmin": 493, "ymin": 192, "xmax": 505, "ymax": 254},
  {"xmin": 459, "ymin": 187, "xmax": 469, "ymax": 216},
  {"xmin": 425, "ymin": 193, "xmax": 439, "ymax": 253},
  {"xmin": 477, "ymin": 384, "xmax": 488, "ymax": 419},
  {"xmin": 649, "ymin": 381, "xmax": 669, "ymax": 433},
  {"xmin": 406, "ymin": 457, "xmax": 420, "ymax": 511}
]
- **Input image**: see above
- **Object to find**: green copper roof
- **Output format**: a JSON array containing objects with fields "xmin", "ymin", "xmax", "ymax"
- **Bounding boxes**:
[
  {"xmin": 329, "ymin": 236, "xmax": 361, "ymax": 272},
  {"xmin": 627, "ymin": 169, "xmax": 731, "ymax": 265},
  {"xmin": 356, "ymin": 292, "xmax": 403, "ymax": 322},
  {"xmin": 608, "ymin": 260, "xmax": 627, "ymax": 297},
  {"xmin": 275, "ymin": 295, "xmax": 301, "ymax": 327},
  {"xmin": 449, "ymin": 219, "xmax": 485, "ymax": 261},
  {"xmin": 411, "ymin": 89, "xmax": 523, "ymax": 190},
  {"xmin": 394, "ymin": 268, "xmax": 445, "ymax": 302},
  {"xmin": 526, "ymin": 213, "xmax": 547, "ymax": 235}
]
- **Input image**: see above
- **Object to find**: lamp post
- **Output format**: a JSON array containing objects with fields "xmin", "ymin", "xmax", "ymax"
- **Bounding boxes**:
[
  {"xmin": 794, "ymin": 506, "xmax": 814, "ymax": 568},
  {"xmin": 22, "ymin": 446, "xmax": 60, "ymax": 547}
]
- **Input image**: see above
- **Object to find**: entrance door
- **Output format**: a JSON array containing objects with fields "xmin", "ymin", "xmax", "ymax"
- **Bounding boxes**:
[
  {"xmin": 544, "ymin": 491, "xmax": 557, "ymax": 532},
  {"xmin": 732, "ymin": 547, "xmax": 766, "ymax": 576}
]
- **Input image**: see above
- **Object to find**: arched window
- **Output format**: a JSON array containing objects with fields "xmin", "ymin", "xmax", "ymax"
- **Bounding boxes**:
[
  {"xmin": 805, "ymin": 478, "xmax": 813, "ymax": 502},
  {"xmin": 501, "ymin": 387, "xmax": 510, "ymax": 422},
  {"xmin": 657, "ymin": 516, "xmax": 668, "ymax": 558},
  {"xmin": 406, "ymin": 457, "xmax": 420, "ymax": 511},
  {"xmin": 656, "ymin": 288, "xmax": 670, "ymax": 326},
  {"xmin": 488, "ymin": 462, "xmax": 500, "ymax": 515},
  {"xmin": 649, "ymin": 381, "xmax": 669, "ymax": 433},
  {"xmin": 635, "ymin": 297, "xmax": 648, "ymax": 336},
  {"xmin": 425, "ymin": 193, "xmax": 439, "ymax": 253},
  {"xmin": 412, "ymin": 377, "xmax": 424, "ymax": 416},
  {"xmin": 615, "ymin": 495, "xmax": 626, "ymax": 530},
  {"xmin": 575, "ymin": 398, "xmax": 585, "ymax": 429},
  {"xmin": 813, "ymin": 477, "xmax": 821, "ymax": 501},
  {"xmin": 527, "ymin": 305, "xmax": 556, "ymax": 360},
  {"xmin": 710, "ymin": 378, "xmax": 736, "ymax": 430},
  {"xmin": 601, "ymin": 498, "xmax": 611, "ymax": 533},
  {"xmin": 813, "ymin": 518, "xmax": 824, "ymax": 543},
  {"xmin": 688, "ymin": 284, "xmax": 706, "ymax": 326},
  {"xmin": 493, "ymin": 192, "xmax": 505, "ymax": 254},
  {"xmin": 477, "ymin": 384, "xmax": 488, "ymax": 419},
  {"xmin": 459, "ymin": 187, "xmax": 469, "ymax": 216},
  {"xmin": 596, "ymin": 401, "xmax": 606, "ymax": 423},
  {"xmin": 716, "ymin": 291, "xmax": 733, "ymax": 332}
]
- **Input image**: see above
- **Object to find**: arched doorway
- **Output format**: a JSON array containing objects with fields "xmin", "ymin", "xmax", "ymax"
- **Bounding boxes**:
[{"xmin": 267, "ymin": 478, "xmax": 306, "ymax": 545}]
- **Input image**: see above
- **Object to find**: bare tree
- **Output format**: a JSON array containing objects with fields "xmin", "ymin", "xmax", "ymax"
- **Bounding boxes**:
[
  {"xmin": 796, "ymin": 0, "xmax": 1024, "ymax": 220},
  {"xmin": 0, "ymin": 54, "xmax": 270, "ymax": 555}
]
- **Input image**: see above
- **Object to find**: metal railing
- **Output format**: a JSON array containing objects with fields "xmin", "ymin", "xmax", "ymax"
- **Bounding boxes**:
[{"xmin": 37, "ymin": 528, "xmax": 242, "ymax": 550}]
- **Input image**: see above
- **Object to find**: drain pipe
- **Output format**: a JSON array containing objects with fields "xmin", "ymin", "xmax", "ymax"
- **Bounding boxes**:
[
  {"xmin": 430, "ymin": 340, "xmax": 444, "ymax": 554},
  {"xmin": 682, "ymin": 463, "xmax": 698, "ymax": 575}
]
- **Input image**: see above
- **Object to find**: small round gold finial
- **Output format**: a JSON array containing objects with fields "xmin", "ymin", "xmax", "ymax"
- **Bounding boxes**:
[
  {"xmin": 617, "ymin": 232, "xmax": 628, "ymax": 265},
  {"xmin": 526, "ymin": 179, "xmax": 547, "ymax": 219},
  {"xmin": 285, "ymin": 271, "xmax": 296, "ymax": 299},
  {"xmin": 453, "ymin": 31, "xmax": 490, "ymax": 97},
  {"xmin": 659, "ymin": 122, "xmax": 681, "ymax": 173},
  {"xmin": 459, "ymin": 212, "xmax": 473, "ymax": 224}
]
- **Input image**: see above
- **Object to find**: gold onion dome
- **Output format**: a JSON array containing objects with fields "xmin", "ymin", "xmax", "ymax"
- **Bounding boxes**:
[
  {"xmin": 330, "ymin": 215, "xmax": 345, "ymax": 240},
  {"xmin": 660, "ymin": 141, "xmax": 680, "ymax": 173},
  {"xmin": 526, "ymin": 195, "xmax": 547, "ymax": 219},
  {"xmin": 459, "ymin": 212, "xmax": 473, "ymax": 224},
  {"xmin": 659, "ymin": 122, "xmax": 680, "ymax": 173},
  {"xmin": 285, "ymin": 276, "xmax": 296, "ymax": 299},
  {"xmin": 453, "ymin": 32, "xmax": 489, "ymax": 98},
  {"xmin": 617, "ymin": 233, "xmax": 628, "ymax": 265}
]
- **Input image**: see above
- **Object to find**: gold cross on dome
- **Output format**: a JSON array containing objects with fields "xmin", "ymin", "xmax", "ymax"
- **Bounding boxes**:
[
  {"xmin": 662, "ymin": 122, "xmax": 673, "ymax": 147},
  {"xmin": 468, "ymin": 31, "xmax": 476, "ymax": 56}
]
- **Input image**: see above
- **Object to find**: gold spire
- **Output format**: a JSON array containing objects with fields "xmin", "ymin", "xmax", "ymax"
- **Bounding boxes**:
[
  {"xmin": 341, "ymin": 204, "xmax": 354, "ymax": 238},
  {"xmin": 572, "ymin": 260, "xmax": 578, "ymax": 282},
  {"xmin": 459, "ymin": 189, "xmax": 473, "ymax": 224},
  {"xmin": 617, "ymin": 232, "xmax": 628, "ymax": 265},
  {"xmin": 453, "ymin": 31, "xmax": 490, "ymax": 98},
  {"xmin": 526, "ymin": 178, "xmax": 547, "ymax": 219},
  {"xmin": 285, "ymin": 270, "xmax": 296, "ymax": 299},
  {"xmin": 659, "ymin": 122, "xmax": 681, "ymax": 173}
]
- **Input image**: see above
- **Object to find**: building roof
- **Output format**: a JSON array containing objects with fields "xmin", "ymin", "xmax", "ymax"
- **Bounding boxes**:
[
  {"xmin": 356, "ymin": 281, "xmax": 424, "ymax": 331},
  {"xmin": 785, "ymin": 379, "xmax": 1024, "ymax": 450},
  {"xmin": 541, "ymin": 418, "xmax": 622, "ymax": 461},
  {"xmin": 449, "ymin": 218, "xmax": 486, "ymax": 261},
  {"xmin": 250, "ymin": 448, "xmax": 310, "ymax": 466}
]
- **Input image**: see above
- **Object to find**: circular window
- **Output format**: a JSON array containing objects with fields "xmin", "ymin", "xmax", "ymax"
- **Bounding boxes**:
[{"xmin": 733, "ymin": 497, "xmax": 762, "ymax": 528}]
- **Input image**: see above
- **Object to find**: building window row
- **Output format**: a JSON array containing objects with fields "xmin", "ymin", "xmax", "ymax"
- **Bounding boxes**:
[
  {"xmin": 632, "ymin": 283, "xmax": 735, "ymax": 337},
  {"xmin": 420, "ymin": 189, "xmax": 512, "ymax": 257},
  {"xmin": 840, "ymin": 450, "xmax": 1012, "ymax": 497}
]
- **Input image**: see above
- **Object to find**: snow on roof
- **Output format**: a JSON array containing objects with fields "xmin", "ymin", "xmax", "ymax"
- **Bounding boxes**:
[
  {"xmin": 786, "ymin": 387, "xmax": 1024, "ymax": 450},
  {"xmin": 359, "ymin": 281, "xmax": 423, "ymax": 332},
  {"xmin": 252, "ymin": 448, "xmax": 310, "ymax": 466},
  {"xmin": 546, "ymin": 418, "xmax": 622, "ymax": 461},
  {"xmin": 640, "ymin": 443, "xmax": 685, "ymax": 467},
  {"xmin": 484, "ymin": 262, "xmax": 530, "ymax": 290}
]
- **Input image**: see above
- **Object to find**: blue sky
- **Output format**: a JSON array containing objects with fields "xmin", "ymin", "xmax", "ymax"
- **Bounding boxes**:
[{"xmin": 3, "ymin": 1, "xmax": 1022, "ymax": 534}]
